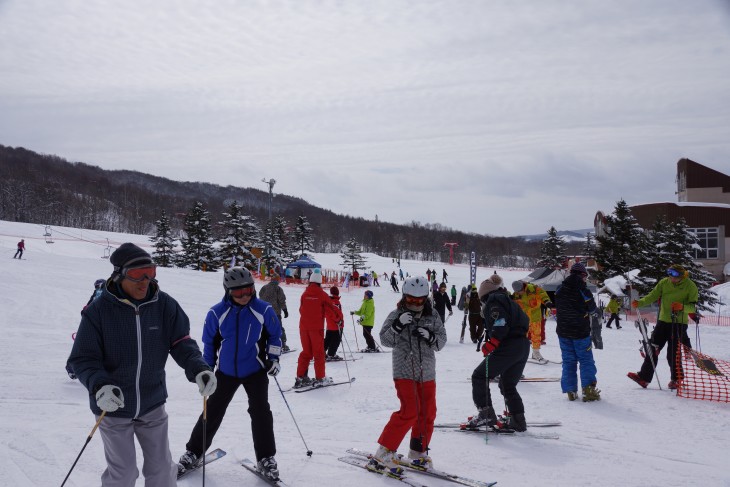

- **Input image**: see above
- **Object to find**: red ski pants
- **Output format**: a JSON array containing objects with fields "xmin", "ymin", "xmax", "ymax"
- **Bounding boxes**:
[
  {"xmin": 378, "ymin": 379, "xmax": 436, "ymax": 453},
  {"xmin": 297, "ymin": 329, "xmax": 326, "ymax": 379}
]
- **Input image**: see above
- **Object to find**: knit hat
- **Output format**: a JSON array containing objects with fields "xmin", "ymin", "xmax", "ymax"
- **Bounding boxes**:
[
  {"xmin": 668, "ymin": 264, "xmax": 686, "ymax": 277},
  {"xmin": 310, "ymin": 268, "xmax": 323, "ymax": 284},
  {"xmin": 365, "ymin": 290, "xmax": 374, "ymax": 298},
  {"xmin": 511, "ymin": 280, "xmax": 524, "ymax": 293},
  {"xmin": 272, "ymin": 273, "xmax": 281, "ymax": 281},
  {"xmin": 570, "ymin": 262, "xmax": 587, "ymax": 275},
  {"xmin": 478, "ymin": 274, "xmax": 503, "ymax": 299},
  {"xmin": 330, "ymin": 286, "xmax": 339, "ymax": 296},
  {"xmin": 110, "ymin": 243, "xmax": 152, "ymax": 274}
]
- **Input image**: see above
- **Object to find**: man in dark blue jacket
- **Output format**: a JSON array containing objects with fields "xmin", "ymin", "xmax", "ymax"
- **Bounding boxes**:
[
  {"xmin": 68, "ymin": 243, "xmax": 214, "ymax": 487},
  {"xmin": 463, "ymin": 274, "xmax": 530, "ymax": 432},
  {"xmin": 178, "ymin": 266, "xmax": 283, "ymax": 481},
  {"xmin": 555, "ymin": 262, "xmax": 601, "ymax": 402}
]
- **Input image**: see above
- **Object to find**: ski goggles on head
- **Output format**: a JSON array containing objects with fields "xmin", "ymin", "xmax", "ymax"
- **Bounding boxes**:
[
  {"xmin": 667, "ymin": 268, "xmax": 681, "ymax": 277},
  {"xmin": 404, "ymin": 295, "xmax": 427, "ymax": 306},
  {"xmin": 123, "ymin": 265, "xmax": 156, "ymax": 282},
  {"xmin": 230, "ymin": 286, "xmax": 254, "ymax": 298}
]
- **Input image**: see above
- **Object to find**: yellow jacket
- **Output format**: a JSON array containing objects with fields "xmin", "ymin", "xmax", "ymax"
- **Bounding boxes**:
[
  {"xmin": 606, "ymin": 297, "xmax": 620, "ymax": 314},
  {"xmin": 513, "ymin": 284, "xmax": 551, "ymax": 323}
]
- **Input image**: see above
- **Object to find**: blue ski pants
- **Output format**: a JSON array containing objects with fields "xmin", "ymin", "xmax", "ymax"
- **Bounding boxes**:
[{"xmin": 558, "ymin": 336, "xmax": 597, "ymax": 393}]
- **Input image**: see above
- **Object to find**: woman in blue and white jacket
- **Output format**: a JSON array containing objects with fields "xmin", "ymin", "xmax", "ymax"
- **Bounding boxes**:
[{"xmin": 178, "ymin": 267, "xmax": 283, "ymax": 481}]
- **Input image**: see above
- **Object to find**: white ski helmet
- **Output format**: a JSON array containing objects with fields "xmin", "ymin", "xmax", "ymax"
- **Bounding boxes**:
[
  {"xmin": 224, "ymin": 266, "xmax": 254, "ymax": 289},
  {"xmin": 403, "ymin": 276, "xmax": 429, "ymax": 298}
]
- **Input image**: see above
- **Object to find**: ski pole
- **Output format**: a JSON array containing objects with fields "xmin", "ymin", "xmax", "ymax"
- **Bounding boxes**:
[
  {"xmin": 350, "ymin": 315, "xmax": 361, "ymax": 351},
  {"xmin": 61, "ymin": 411, "xmax": 107, "ymax": 487},
  {"xmin": 484, "ymin": 355, "xmax": 489, "ymax": 445},
  {"xmin": 273, "ymin": 376, "xmax": 313, "ymax": 457},
  {"xmin": 202, "ymin": 395, "xmax": 207, "ymax": 487},
  {"xmin": 338, "ymin": 327, "xmax": 352, "ymax": 384},
  {"xmin": 636, "ymin": 308, "xmax": 662, "ymax": 390}
]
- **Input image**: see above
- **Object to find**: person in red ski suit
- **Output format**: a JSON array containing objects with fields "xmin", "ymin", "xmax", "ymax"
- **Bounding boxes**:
[
  {"xmin": 13, "ymin": 239, "xmax": 25, "ymax": 259},
  {"xmin": 294, "ymin": 269, "xmax": 343, "ymax": 388}
]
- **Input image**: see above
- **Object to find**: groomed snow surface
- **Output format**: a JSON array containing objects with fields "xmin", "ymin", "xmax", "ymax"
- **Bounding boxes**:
[{"xmin": 2, "ymin": 220, "xmax": 729, "ymax": 487}]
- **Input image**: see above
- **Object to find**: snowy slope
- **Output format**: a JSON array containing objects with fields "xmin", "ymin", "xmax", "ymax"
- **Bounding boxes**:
[{"xmin": 1, "ymin": 221, "xmax": 729, "ymax": 487}]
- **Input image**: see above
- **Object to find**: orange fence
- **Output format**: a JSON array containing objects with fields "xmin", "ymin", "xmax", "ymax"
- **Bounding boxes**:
[{"xmin": 677, "ymin": 344, "xmax": 730, "ymax": 403}]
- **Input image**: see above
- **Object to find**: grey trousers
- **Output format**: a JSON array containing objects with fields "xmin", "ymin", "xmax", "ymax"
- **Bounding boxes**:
[{"xmin": 97, "ymin": 404, "xmax": 177, "ymax": 487}]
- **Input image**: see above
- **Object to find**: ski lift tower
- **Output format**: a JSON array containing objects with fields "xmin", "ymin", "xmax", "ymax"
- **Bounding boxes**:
[
  {"xmin": 443, "ymin": 242, "xmax": 458, "ymax": 265},
  {"xmin": 261, "ymin": 177, "xmax": 276, "ymax": 265}
]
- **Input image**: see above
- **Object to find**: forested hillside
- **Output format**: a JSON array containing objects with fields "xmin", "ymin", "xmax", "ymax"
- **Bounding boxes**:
[{"xmin": 1, "ymin": 144, "xmax": 567, "ymax": 265}]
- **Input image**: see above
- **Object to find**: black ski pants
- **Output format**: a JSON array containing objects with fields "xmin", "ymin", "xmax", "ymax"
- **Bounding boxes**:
[
  {"xmin": 638, "ymin": 320, "xmax": 692, "ymax": 382},
  {"xmin": 362, "ymin": 325, "xmax": 377, "ymax": 349},
  {"xmin": 471, "ymin": 337, "xmax": 530, "ymax": 415},
  {"xmin": 185, "ymin": 369, "xmax": 275, "ymax": 461},
  {"xmin": 606, "ymin": 313, "xmax": 621, "ymax": 328},
  {"xmin": 324, "ymin": 329, "xmax": 343, "ymax": 356}
]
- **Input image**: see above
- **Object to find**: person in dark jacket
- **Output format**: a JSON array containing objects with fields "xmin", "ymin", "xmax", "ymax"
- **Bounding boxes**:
[
  {"xmin": 68, "ymin": 243, "xmax": 214, "ymax": 487},
  {"xmin": 178, "ymin": 266, "xmax": 283, "ymax": 481},
  {"xmin": 390, "ymin": 272, "xmax": 400, "ymax": 292},
  {"xmin": 324, "ymin": 286, "xmax": 344, "ymax": 359},
  {"xmin": 13, "ymin": 238, "xmax": 24, "ymax": 258},
  {"xmin": 258, "ymin": 273, "xmax": 290, "ymax": 351},
  {"xmin": 432, "ymin": 282, "xmax": 453, "ymax": 323},
  {"xmin": 463, "ymin": 274, "xmax": 530, "ymax": 431},
  {"xmin": 554, "ymin": 262, "xmax": 600, "ymax": 402},
  {"xmin": 466, "ymin": 285, "xmax": 483, "ymax": 343}
]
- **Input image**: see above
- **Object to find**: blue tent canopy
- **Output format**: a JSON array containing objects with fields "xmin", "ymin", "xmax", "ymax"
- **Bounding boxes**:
[{"xmin": 285, "ymin": 255, "xmax": 321, "ymax": 271}]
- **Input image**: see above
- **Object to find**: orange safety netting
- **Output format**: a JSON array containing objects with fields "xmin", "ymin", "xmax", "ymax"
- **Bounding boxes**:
[{"xmin": 676, "ymin": 344, "xmax": 730, "ymax": 403}]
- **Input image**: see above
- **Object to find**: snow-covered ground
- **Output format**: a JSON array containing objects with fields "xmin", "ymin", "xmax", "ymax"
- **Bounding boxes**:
[{"xmin": 2, "ymin": 220, "xmax": 729, "ymax": 487}]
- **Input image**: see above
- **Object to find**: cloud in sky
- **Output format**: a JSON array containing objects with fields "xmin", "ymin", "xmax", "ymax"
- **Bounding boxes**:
[{"xmin": 2, "ymin": 0, "xmax": 730, "ymax": 236}]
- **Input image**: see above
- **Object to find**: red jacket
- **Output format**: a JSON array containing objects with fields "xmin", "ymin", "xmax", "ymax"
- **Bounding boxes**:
[
  {"xmin": 300, "ymin": 283, "xmax": 343, "ymax": 331},
  {"xmin": 17, "ymin": 241, "xmax": 25, "ymax": 250},
  {"xmin": 325, "ymin": 296, "xmax": 343, "ymax": 331}
]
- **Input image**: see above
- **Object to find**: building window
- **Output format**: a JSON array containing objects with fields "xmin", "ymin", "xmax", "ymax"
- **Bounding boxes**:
[{"xmin": 688, "ymin": 227, "xmax": 719, "ymax": 259}]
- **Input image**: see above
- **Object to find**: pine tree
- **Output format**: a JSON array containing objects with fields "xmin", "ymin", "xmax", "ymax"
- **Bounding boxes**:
[
  {"xmin": 270, "ymin": 215, "xmax": 293, "ymax": 265},
  {"xmin": 180, "ymin": 201, "xmax": 217, "ymax": 271},
  {"xmin": 293, "ymin": 214, "xmax": 315, "ymax": 256},
  {"xmin": 340, "ymin": 237, "xmax": 368, "ymax": 273},
  {"xmin": 593, "ymin": 199, "xmax": 647, "ymax": 284},
  {"xmin": 217, "ymin": 201, "xmax": 261, "ymax": 270},
  {"xmin": 583, "ymin": 232, "xmax": 596, "ymax": 262},
  {"xmin": 149, "ymin": 210, "xmax": 176, "ymax": 267},
  {"xmin": 536, "ymin": 226, "xmax": 568, "ymax": 269},
  {"xmin": 634, "ymin": 217, "xmax": 719, "ymax": 312}
]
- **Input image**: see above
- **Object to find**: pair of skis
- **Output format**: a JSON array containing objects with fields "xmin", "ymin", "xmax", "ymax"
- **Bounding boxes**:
[
  {"xmin": 177, "ymin": 449, "xmax": 290, "ymax": 486},
  {"xmin": 339, "ymin": 448, "xmax": 497, "ymax": 487},
  {"xmin": 282, "ymin": 377, "xmax": 356, "ymax": 393}
]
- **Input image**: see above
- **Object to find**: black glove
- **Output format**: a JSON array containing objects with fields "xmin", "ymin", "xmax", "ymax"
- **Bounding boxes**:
[
  {"xmin": 412, "ymin": 326, "xmax": 436, "ymax": 345},
  {"xmin": 392, "ymin": 312, "xmax": 413, "ymax": 333},
  {"xmin": 283, "ymin": 308, "xmax": 289, "ymax": 319}
]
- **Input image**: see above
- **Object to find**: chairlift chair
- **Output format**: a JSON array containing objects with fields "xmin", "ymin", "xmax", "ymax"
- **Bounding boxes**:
[
  {"xmin": 102, "ymin": 239, "xmax": 111, "ymax": 259},
  {"xmin": 44, "ymin": 225, "xmax": 54, "ymax": 244}
]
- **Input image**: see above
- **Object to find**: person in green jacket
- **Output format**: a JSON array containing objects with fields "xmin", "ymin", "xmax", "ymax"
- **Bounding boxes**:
[
  {"xmin": 450, "ymin": 285, "xmax": 457, "ymax": 306},
  {"xmin": 351, "ymin": 290, "xmax": 377, "ymax": 352},
  {"xmin": 628, "ymin": 264, "xmax": 698, "ymax": 390},
  {"xmin": 605, "ymin": 296, "xmax": 622, "ymax": 329}
]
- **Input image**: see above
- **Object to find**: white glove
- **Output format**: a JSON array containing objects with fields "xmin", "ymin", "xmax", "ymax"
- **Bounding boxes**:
[
  {"xmin": 195, "ymin": 370, "xmax": 217, "ymax": 397},
  {"xmin": 96, "ymin": 385, "xmax": 124, "ymax": 412},
  {"xmin": 392, "ymin": 312, "xmax": 413, "ymax": 333},
  {"xmin": 267, "ymin": 360, "xmax": 281, "ymax": 377}
]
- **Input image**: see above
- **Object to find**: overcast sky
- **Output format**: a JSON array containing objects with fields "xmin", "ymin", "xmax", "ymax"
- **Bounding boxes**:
[{"xmin": 2, "ymin": 1, "xmax": 730, "ymax": 237}]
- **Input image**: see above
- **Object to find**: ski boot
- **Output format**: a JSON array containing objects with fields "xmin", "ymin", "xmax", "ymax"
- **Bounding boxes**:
[
  {"xmin": 566, "ymin": 391, "xmax": 579, "ymax": 401},
  {"xmin": 461, "ymin": 406, "xmax": 497, "ymax": 430},
  {"xmin": 257, "ymin": 456, "xmax": 280, "ymax": 481},
  {"xmin": 369, "ymin": 445, "xmax": 403, "ymax": 475},
  {"xmin": 667, "ymin": 380, "xmax": 678, "ymax": 390},
  {"xmin": 582, "ymin": 383, "xmax": 601, "ymax": 402},
  {"xmin": 531, "ymin": 349, "xmax": 548, "ymax": 364},
  {"xmin": 178, "ymin": 450, "xmax": 201, "ymax": 475},
  {"xmin": 311, "ymin": 377, "xmax": 333, "ymax": 388},
  {"xmin": 407, "ymin": 449, "xmax": 433, "ymax": 469},
  {"xmin": 326, "ymin": 354, "xmax": 343, "ymax": 362},
  {"xmin": 293, "ymin": 376, "xmax": 312, "ymax": 389},
  {"xmin": 500, "ymin": 411, "xmax": 527, "ymax": 432},
  {"xmin": 627, "ymin": 372, "xmax": 648, "ymax": 389}
]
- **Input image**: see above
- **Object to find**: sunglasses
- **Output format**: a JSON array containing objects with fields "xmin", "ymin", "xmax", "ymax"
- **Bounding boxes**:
[
  {"xmin": 404, "ymin": 295, "xmax": 427, "ymax": 306},
  {"xmin": 230, "ymin": 287, "xmax": 255, "ymax": 298},
  {"xmin": 123, "ymin": 265, "xmax": 156, "ymax": 282},
  {"xmin": 667, "ymin": 268, "xmax": 681, "ymax": 277}
]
